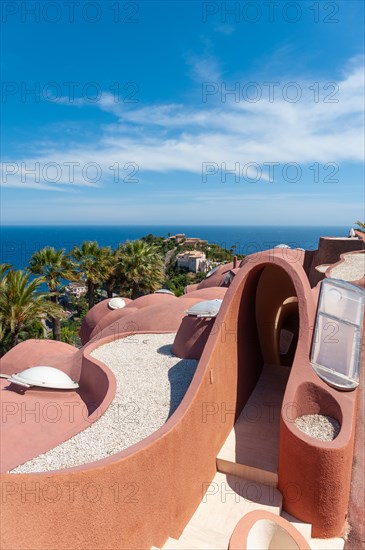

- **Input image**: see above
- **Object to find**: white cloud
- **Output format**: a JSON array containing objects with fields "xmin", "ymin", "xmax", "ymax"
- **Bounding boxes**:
[{"xmin": 2, "ymin": 58, "xmax": 364, "ymax": 192}]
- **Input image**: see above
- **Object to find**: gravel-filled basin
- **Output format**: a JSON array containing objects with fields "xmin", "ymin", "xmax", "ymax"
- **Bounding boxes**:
[
  {"xmin": 11, "ymin": 333, "xmax": 198, "ymax": 473},
  {"xmin": 294, "ymin": 414, "xmax": 341, "ymax": 441}
]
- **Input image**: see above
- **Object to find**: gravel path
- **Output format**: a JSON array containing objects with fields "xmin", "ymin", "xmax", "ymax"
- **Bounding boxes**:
[
  {"xmin": 11, "ymin": 334, "xmax": 198, "ymax": 473},
  {"xmin": 295, "ymin": 414, "xmax": 340, "ymax": 441},
  {"xmin": 330, "ymin": 253, "xmax": 365, "ymax": 281}
]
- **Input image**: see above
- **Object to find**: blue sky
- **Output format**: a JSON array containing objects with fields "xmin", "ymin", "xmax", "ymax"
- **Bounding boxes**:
[{"xmin": 1, "ymin": 0, "xmax": 364, "ymax": 225}]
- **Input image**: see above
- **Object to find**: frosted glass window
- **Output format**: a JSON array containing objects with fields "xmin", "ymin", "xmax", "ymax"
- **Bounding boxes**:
[{"xmin": 311, "ymin": 279, "xmax": 364, "ymax": 391}]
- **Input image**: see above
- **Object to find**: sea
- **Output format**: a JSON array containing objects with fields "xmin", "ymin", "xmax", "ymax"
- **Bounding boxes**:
[{"xmin": 1, "ymin": 225, "xmax": 350, "ymax": 272}]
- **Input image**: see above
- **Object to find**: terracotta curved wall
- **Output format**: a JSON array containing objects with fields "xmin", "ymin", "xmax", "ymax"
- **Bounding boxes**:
[
  {"xmin": 0, "ymin": 339, "xmax": 81, "ymax": 380},
  {"xmin": 229, "ymin": 510, "xmax": 311, "ymax": 550},
  {"xmin": 172, "ymin": 316, "xmax": 215, "ymax": 359},
  {"xmin": 0, "ymin": 344, "xmax": 116, "ymax": 474},
  {"xmin": 308, "ymin": 237, "xmax": 364, "ymax": 287},
  {"xmin": 0, "ymin": 251, "xmax": 360, "ymax": 549},
  {"xmin": 278, "ymin": 344, "xmax": 359, "ymax": 537},
  {"xmin": 0, "ymin": 261, "xmax": 260, "ymax": 550},
  {"xmin": 326, "ymin": 250, "xmax": 365, "ymax": 289}
]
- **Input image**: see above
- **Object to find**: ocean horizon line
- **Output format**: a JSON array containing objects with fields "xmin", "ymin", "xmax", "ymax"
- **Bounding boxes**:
[{"xmin": 1, "ymin": 224, "xmax": 351, "ymax": 228}]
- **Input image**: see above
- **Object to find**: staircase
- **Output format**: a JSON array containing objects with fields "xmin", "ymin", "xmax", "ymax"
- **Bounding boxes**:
[
  {"xmin": 152, "ymin": 365, "xmax": 345, "ymax": 550},
  {"xmin": 153, "ymin": 472, "xmax": 282, "ymax": 550},
  {"xmin": 217, "ymin": 364, "xmax": 289, "ymax": 485}
]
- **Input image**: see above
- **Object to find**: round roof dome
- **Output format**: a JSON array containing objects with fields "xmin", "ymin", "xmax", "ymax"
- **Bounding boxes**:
[
  {"xmin": 8, "ymin": 366, "xmax": 79, "ymax": 390},
  {"xmin": 154, "ymin": 289, "xmax": 175, "ymax": 295},
  {"xmin": 108, "ymin": 297, "xmax": 126, "ymax": 310},
  {"xmin": 186, "ymin": 299, "xmax": 223, "ymax": 318},
  {"xmin": 274, "ymin": 244, "xmax": 291, "ymax": 249},
  {"xmin": 205, "ymin": 265, "xmax": 221, "ymax": 278}
]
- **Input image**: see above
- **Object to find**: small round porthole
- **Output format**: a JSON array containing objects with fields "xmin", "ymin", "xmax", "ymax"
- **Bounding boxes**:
[{"xmin": 108, "ymin": 297, "xmax": 126, "ymax": 310}]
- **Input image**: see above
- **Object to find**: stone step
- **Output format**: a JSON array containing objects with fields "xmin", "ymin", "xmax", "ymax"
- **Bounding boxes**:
[
  {"xmin": 173, "ymin": 472, "xmax": 282, "ymax": 549},
  {"xmin": 281, "ymin": 511, "xmax": 313, "ymax": 540},
  {"xmin": 159, "ymin": 536, "xmax": 201, "ymax": 549},
  {"xmin": 217, "ymin": 364, "xmax": 290, "ymax": 486},
  {"xmin": 216, "ymin": 457, "xmax": 278, "ymax": 485}
]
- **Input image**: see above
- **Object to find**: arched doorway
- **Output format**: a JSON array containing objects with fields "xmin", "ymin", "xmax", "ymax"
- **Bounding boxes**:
[{"xmin": 218, "ymin": 263, "xmax": 300, "ymax": 483}]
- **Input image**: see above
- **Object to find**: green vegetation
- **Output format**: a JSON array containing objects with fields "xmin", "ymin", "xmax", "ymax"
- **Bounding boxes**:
[
  {"xmin": 70, "ymin": 241, "xmax": 114, "ymax": 309},
  {"xmin": 163, "ymin": 267, "xmax": 205, "ymax": 296},
  {"xmin": 28, "ymin": 247, "xmax": 77, "ymax": 341},
  {"xmin": 0, "ymin": 268, "xmax": 64, "ymax": 353},
  {"xmin": 0, "ymin": 234, "xmax": 240, "ymax": 355},
  {"xmin": 117, "ymin": 240, "xmax": 164, "ymax": 299},
  {"xmin": 355, "ymin": 220, "xmax": 365, "ymax": 233}
]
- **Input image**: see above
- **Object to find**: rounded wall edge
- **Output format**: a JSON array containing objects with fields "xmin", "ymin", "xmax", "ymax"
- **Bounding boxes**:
[
  {"xmin": 278, "ymin": 285, "xmax": 360, "ymax": 537},
  {"xmin": 0, "ymin": 251, "xmax": 338, "ymax": 550},
  {"xmin": 0, "ymin": 264, "xmax": 252, "ymax": 550},
  {"xmin": 228, "ymin": 510, "xmax": 311, "ymax": 550}
]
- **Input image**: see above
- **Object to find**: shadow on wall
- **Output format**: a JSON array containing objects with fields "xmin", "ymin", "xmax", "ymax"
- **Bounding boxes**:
[{"xmin": 167, "ymin": 359, "xmax": 198, "ymax": 420}]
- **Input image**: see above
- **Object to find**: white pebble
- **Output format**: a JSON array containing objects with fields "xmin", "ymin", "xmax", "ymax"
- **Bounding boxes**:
[
  {"xmin": 11, "ymin": 334, "xmax": 197, "ymax": 473},
  {"xmin": 294, "ymin": 414, "xmax": 340, "ymax": 441}
]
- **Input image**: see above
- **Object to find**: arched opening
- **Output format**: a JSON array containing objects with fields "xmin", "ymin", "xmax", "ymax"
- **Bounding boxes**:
[
  {"xmin": 255, "ymin": 264, "xmax": 299, "ymax": 370},
  {"xmin": 235, "ymin": 265, "xmax": 300, "ymax": 413},
  {"xmin": 218, "ymin": 264, "xmax": 300, "ymax": 482}
]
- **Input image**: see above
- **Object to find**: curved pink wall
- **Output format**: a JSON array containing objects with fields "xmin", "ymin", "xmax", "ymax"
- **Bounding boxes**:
[
  {"xmin": 0, "ymin": 339, "xmax": 80, "ymax": 380},
  {"xmin": 1, "ymin": 250, "xmax": 360, "ymax": 548},
  {"xmin": 308, "ymin": 237, "xmax": 364, "ymax": 286},
  {"xmin": 0, "ymin": 343, "xmax": 116, "ymax": 474}
]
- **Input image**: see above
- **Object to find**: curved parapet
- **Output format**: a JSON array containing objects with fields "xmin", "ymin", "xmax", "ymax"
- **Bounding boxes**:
[
  {"xmin": 1, "ymin": 249, "xmax": 360, "ymax": 548},
  {"xmin": 308, "ymin": 237, "xmax": 364, "ymax": 287},
  {"xmin": 0, "ymin": 342, "xmax": 116, "ymax": 473},
  {"xmin": 326, "ymin": 250, "xmax": 365, "ymax": 288},
  {"xmin": 229, "ymin": 510, "xmax": 311, "ymax": 550},
  {"xmin": 0, "ymin": 339, "xmax": 82, "ymax": 381},
  {"xmin": 172, "ymin": 316, "xmax": 215, "ymax": 360}
]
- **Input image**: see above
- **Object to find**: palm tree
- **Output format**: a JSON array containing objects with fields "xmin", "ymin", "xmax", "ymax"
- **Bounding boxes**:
[
  {"xmin": 70, "ymin": 242, "xmax": 114, "ymax": 309},
  {"xmin": 102, "ymin": 247, "xmax": 120, "ymax": 298},
  {"xmin": 28, "ymin": 247, "xmax": 77, "ymax": 340},
  {"xmin": 0, "ymin": 270, "xmax": 63, "ymax": 349},
  {"xmin": 355, "ymin": 221, "xmax": 365, "ymax": 233},
  {"xmin": 117, "ymin": 240, "xmax": 164, "ymax": 299},
  {"xmin": 0, "ymin": 263, "xmax": 11, "ymax": 281}
]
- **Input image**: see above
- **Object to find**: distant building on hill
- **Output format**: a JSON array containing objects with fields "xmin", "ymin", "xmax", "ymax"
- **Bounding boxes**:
[
  {"xmin": 65, "ymin": 282, "xmax": 87, "ymax": 302},
  {"xmin": 166, "ymin": 233, "xmax": 186, "ymax": 243},
  {"xmin": 176, "ymin": 251, "xmax": 209, "ymax": 273},
  {"xmin": 182, "ymin": 237, "xmax": 208, "ymax": 247}
]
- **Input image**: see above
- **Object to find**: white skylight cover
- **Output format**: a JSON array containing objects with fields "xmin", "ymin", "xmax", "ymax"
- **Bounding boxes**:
[
  {"xmin": 310, "ymin": 278, "xmax": 364, "ymax": 391},
  {"xmin": 8, "ymin": 366, "xmax": 79, "ymax": 390},
  {"xmin": 186, "ymin": 299, "xmax": 223, "ymax": 318},
  {"xmin": 108, "ymin": 297, "xmax": 126, "ymax": 309},
  {"xmin": 154, "ymin": 289, "xmax": 175, "ymax": 295},
  {"xmin": 205, "ymin": 265, "xmax": 221, "ymax": 278}
]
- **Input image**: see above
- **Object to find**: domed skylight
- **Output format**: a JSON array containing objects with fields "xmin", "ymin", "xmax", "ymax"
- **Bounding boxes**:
[
  {"xmin": 205, "ymin": 265, "xmax": 221, "ymax": 278},
  {"xmin": 186, "ymin": 299, "xmax": 223, "ymax": 318},
  {"xmin": 7, "ymin": 366, "xmax": 79, "ymax": 390}
]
